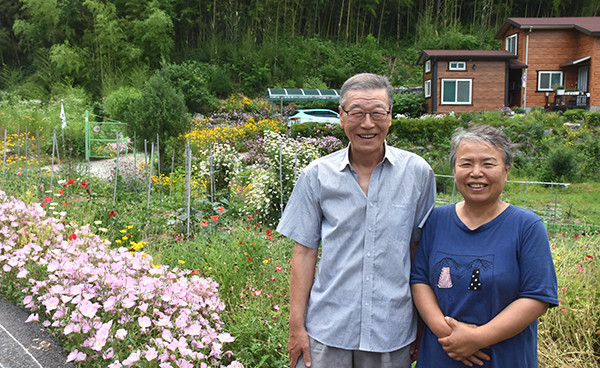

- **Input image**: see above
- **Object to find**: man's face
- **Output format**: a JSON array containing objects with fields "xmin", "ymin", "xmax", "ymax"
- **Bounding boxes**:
[{"xmin": 339, "ymin": 88, "xmax": 392, "ymax": 160}]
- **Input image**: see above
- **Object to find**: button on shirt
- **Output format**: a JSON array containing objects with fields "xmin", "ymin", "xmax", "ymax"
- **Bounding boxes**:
[{"xmin": 277, "ymin": 144, "xmax": 436, "ymax": 352}]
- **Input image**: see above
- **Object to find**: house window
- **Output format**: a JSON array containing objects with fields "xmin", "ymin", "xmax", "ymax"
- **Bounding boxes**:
[
  {"xmin": 441, "ymin": 79, "xmax": 472, "ymax": 104},
  {"xmin": 506, "ymin": 34, "xmax": 518, "ymax": 55},
  {"xmin": 449, "ymin": 61, "xmax": 466, "ymax": 71},
  {"xmin": 425, "ymin": 60, "xmax": 431, "ymax": 73},
  {"xmin": 424, "ymin": 80, "xmax": 431, "ymax": 98},
  {"xmin": 537, "ymin": 71, "xmax": 563, "ymax": 91}
]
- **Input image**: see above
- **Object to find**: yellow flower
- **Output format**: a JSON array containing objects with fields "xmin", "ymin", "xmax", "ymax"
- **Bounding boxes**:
[{"xmin": 178, "ymin": 260, "xmax": 185, "ymax": 264}]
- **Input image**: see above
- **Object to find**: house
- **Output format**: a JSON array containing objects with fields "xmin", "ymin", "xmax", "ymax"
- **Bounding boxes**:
[
  {"xmin": 418, "ymin": 17, "xmax": 600, "ymax": 113},
  {"xmin": 416, "ymin": 50, "xmax": 521, "ymax": 114}
]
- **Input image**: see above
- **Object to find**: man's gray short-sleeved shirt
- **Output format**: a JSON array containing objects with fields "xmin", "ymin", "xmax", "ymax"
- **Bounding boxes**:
[{"xmin": 277, "ymin": 144, "xmax": 436, "ymax": 352}]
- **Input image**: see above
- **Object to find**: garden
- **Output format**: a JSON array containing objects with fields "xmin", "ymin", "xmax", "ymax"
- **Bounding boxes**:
[{"xmin": 1, "ymin": 93, "xmax": 599, "ymax": 367}]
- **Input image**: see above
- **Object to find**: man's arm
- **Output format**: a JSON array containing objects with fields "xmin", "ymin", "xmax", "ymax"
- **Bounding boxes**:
[{"xmin": 288, "ymin": 242, "xmax": 318, "ymax": 368}]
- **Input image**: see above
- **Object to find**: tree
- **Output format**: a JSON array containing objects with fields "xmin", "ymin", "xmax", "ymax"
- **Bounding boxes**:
[{"xmin": 129, "ymin": 70, "xmax": 188, "ymax": 165}]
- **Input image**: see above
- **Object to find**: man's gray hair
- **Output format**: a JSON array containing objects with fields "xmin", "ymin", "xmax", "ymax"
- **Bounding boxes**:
[
  {"xmin": 449, "ymin": 124, "xmax": 514, "ymax": 169},
  {"xmin": 339, "ymin": 73, "xmax": 393, "ymax": 108}
]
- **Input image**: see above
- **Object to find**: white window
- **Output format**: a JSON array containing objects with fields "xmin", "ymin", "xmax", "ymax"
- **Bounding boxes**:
[
  {"xmin": 441, "ymin": 79, "xmax": 472, "ymax": 104},
  {"xmin": 537, "ymin": 71, "xmax": 563, "ymax": 91},
  {"xmin": 424, "ymin": 80, "xmax": 431, "ymax": 98},
  {"xmin": 425, "ymin": 60, "xmax": 431, "ymax": 73},
  {"xmin": 506, "ymin": 34, "xmax": 518, "ymax": 55},
  {"xmin": 449, "ymin": 61, "xmax": 466, "ymax": 71}
]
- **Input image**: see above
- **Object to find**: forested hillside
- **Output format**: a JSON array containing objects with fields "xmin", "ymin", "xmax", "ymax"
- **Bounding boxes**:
[{"xmin": 1, "ymin": 0, "xmax": 598, "ymax": 101}]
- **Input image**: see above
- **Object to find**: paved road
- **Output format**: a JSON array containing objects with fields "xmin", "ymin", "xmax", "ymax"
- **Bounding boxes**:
[{"xmin": 0, "ymin": 295, "xmax": 76, "ymax": 368}]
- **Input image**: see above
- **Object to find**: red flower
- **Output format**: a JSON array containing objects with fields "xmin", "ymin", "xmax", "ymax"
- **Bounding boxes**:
[
  {"xmin": 573, "ymin": 234, "xmax": 580, "ymax": 239},
  {"xmin": 108, "ymin": 210, "xmax": 117, "ymax": 217},
  {"xmin": 40, "ymin": 202, "xmax": 47, "ymax": 207},
  {"xmin": 200, "ymin": 220, "xmax": 208, "ymax": 227},
  {"xmin": 80, "ymin": 181, "xmax": 88, "ymax": 188},
  {"xmin": 17, "ymin": 172, "xmax": 22, "ymax": 176},
  {"xmin": 217, "ymin": 206, "xmax": 225, "ymax": 213},
  {"xmin": 272, "ymin": 304, "xmax": 280, "ymax": 312},
  {"xmin": 189, "ymin": 269, "xmax": 200, "ymax": 275},
  {"xmin": 586, "ymin": 254, "xmax": 594, "ymax": 259},
  {"xmin": 68, "ymin": 234, "xmax": 77, "ymax": 240},
  {"xmin": 266, "ymin": 230, "xmax": 273, "ymax": 240},
  {"xmin": 63, "ymin": 183, "xmax": 68, "ymax": 188},
  {"xmin": 248, "ymin": 256, "xmax": 253, "ymax": 261},
  {"xmin": 252, "ymin": 289, "xmax": 262, "ymax": 296},
  {"xmin": 62, "ymin": 201, "xmax": 68, "ymax": 206},
  {"xmin": 247, "ymin": 214, "xmax": 254, "ymax": 220},
  {"xmin": 43, "ymin": 196, "xmax": 53, "ymax": 202},
  {"xmin": 211, "ymin": 215, "xmax": 219, "ymax": 222},
  {"xmin": 275, "ymin": 266, "xmax": 282, "ymax": 272},
  {"xmin": 175, "ymin": 235, "xmax": 182, "ymax": 241},
  {"xmin": 56, "ymin": 189, "xmax": 64, "ymax": 196},
  {"xmin": 67, "ymin": 179, "xmax": 76, "ymax": 185},
  {"xmin": 269, "ymin": 277, "xmax": 276, "ymax": 282}
]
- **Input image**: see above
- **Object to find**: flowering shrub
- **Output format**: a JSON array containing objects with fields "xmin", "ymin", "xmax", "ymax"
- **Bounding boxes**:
[
  {"xmin": 232, "ymin": 131, "xmax": 320, "ymax": 226},
  {"xmin": 0, "ymin": 190, "xmax": 243, "ymax": 368},
  {"xmin": 196, "ymin": 142, "xmax": 244, "ymax": 194}
]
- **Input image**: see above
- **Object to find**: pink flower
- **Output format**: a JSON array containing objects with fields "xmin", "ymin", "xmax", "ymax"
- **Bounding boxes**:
[
  {"xmin": 115, "ymin": 328, "xmax": 127, "ymax": 340},
  {"xmin": 145, "ymin": 347, "xmax": 158, "ymax": 361},
  {"xmin": 138, "ymin": 316, "xmax": 152, "ymax": 329}
]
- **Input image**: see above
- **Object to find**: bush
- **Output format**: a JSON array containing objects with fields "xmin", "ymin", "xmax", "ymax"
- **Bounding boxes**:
[
  {"xmin": 104, "ymin": 87, "xmax": 142, "ymax": 123},
  {"xmin": 393, "ymin": 92, "xmax": 427, "ymax": 118},
  {"xmin": 162, "ymin": 61, "xmax": 219, "ymax": 114},
  {"xmin": 562, "ymin": 109, "xmax": 588, "ymax": 122},
  {"xmin": 544, "ymin": 144, "xmax": 578, "ymax": 182}
]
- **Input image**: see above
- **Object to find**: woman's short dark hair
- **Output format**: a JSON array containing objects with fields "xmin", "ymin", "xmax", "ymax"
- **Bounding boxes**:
[
  {"xmin": 449, "ymin": 124, "xmax": 514, "ymax": 169},
  {"xmin": 339, "ymin": 73, "xmax": 393, "ymax": 108}
]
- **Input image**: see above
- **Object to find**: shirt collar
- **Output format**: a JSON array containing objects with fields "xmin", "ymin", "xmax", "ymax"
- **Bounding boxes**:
[{"xmin": 338, "ymin": 142, "xmax": 394, "ymax": 171}]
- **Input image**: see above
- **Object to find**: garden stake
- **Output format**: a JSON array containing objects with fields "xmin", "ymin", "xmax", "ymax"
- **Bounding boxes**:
[
  {"xmin": 146, "ymin": 143, "xmax": 154, "ymax": 220},
  {"xmin": 279, "ymin": 144, "xmax": 283, "ymax": 212},
  {"xmin": 16, "ymin": 124, "xmax": 19, "ymax": 161},
  {"xmin": 157, "ymin": 133, "xmax": 162, "ymax": 204},
  {"xmin": 112, "ymin": 133, "xmax": 120, "ymax": 208},
  {"xmin": 37, "ymin": 128, "xmax": 43, "ymax": 188},
  {"xmin": 24, "ymin": 127, "xmax": 28, "ymax": 178},
  {"xmin": 185, "ymin": 139, "xmax": 191, "ymax": 238},
  {"xmin": 133, "ymin": 132, "xmax": 137, "ymax": 194},
  {"xmin": 169, "ymin": 150, "xmax": 175, "ymax": 197},
  {"xmin": 3, "ymin": 128, "xmax": 6, "ymax": 175},
  {"xmin": 209, "ymin": 140, "xmax": 214, "ymax": 203}
]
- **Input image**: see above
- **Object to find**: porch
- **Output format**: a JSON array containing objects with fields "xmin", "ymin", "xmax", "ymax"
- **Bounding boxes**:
[{"xmin": 545, "ymin": 91, "xmax": 590, "ymax": 112}]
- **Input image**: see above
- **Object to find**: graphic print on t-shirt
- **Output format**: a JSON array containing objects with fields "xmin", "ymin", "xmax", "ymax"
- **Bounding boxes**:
[{"xmin": 434, "ymin": 255, "xmax": 493, "ymax": 291}]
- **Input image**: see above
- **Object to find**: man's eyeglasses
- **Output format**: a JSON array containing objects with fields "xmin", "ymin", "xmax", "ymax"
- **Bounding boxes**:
[{"xmin": 340, "ymin": 107, "xmax": 391, "ymax": 123}]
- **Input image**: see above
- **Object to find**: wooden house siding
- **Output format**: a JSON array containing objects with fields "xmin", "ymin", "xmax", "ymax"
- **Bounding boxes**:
[
  {"xmin": 434, "ymin": 61, "xmax": 506, "ymax": 114},
  {"xmin": 496, "ymin": 19, "xmax": 600, "ymax": 111}
]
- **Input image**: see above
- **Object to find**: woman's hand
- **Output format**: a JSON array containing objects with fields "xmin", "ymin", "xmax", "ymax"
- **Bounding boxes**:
[{"xmin": 438, "ymin": 317, "xmax": 491, "ymax": 367}]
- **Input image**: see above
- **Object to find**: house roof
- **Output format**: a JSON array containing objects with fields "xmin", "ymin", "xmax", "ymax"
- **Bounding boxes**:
[
  {"xmin": 416, "ymin": 50, "xmax": 517, "ymax": 65},
  {"xmin": 496, "ymin": 17, "xmax": 600, "ymax": 38}
]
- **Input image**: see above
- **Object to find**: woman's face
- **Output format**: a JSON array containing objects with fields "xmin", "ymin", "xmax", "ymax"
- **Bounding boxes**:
[{"xmin": 453, "ymin": 139, "xmax": 509, "ymax": 207}]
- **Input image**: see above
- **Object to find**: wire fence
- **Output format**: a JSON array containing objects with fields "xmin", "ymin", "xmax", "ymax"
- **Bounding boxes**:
[{"xmin": 2, "ymin": 126, "xmax": 594, "ymax": 238}]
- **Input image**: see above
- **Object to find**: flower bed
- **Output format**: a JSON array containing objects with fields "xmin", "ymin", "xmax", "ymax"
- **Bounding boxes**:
[{"xmin": 0, "ymin": 190, "xmax": 243, "ymax": 368}]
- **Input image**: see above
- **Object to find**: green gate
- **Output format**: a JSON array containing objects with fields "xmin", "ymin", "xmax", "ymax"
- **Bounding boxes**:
[{"xmin": 84, "ymin": 111, "xmax": 130, "ymax": 161}]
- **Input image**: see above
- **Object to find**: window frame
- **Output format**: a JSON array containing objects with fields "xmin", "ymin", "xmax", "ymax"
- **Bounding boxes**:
[
  {"xmin": 506, "ymin": 33, "xmax": 518, "ymax": 55},
  {"xmin": 424, "ymin": 80, "xmax": 431, "ymax": 98},
  {"xmin": 425, "ymin": 60, "xmax": 431, "ymax": 73},
  {"xmin": 449, "ymin": 61, "xmax": 466, "ymax": 71},
  {"xmin": 537, "ymin": 71, "xmax": 563, "ymax": 92},
  {"xmin": 441, "ymin": 78, "xmax": 472, "ymax": 105}
]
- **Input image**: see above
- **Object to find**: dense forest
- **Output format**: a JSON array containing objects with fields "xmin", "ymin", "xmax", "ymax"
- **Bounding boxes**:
[{"xmin": 1, "ymin": 0, "xmax": 599, "ymax": 102}]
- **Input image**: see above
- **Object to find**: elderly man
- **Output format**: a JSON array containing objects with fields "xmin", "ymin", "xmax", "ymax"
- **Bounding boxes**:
[{"xmin": 277, "ymin": 73, "xmax": 436, "ymax": 368}]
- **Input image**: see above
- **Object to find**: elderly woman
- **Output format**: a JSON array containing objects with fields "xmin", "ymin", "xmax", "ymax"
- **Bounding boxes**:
[{"xmin": 410, "ymin": 124, "xmax": 558, "ymax": 367}]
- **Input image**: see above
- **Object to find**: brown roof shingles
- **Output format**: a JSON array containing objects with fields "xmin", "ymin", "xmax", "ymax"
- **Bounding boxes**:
[{"xmin": 496, "ymin": 17, "xmax": 600, "ymax": 37}]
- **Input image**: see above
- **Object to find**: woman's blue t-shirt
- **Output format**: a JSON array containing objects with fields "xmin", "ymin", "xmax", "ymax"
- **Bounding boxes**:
[{"xmin": 411, "ymin": 204, "xmax": 558, "ymax": 368}]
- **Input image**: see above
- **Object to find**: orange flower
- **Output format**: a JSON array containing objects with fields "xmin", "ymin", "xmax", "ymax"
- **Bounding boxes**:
[
  {"xmin": 211, "ymin": 215, "xmax": 219, "ymax": 222},
  {"xmin": 200, "ymin": 220, "xmax": 208, "ymax": 227},
  {"xmin": 217, "ymin": 206, "xmax": 225, "ymax": 213},
  {"xmin": 189, "ymin": 269, "xmax": 200, "ymax": 275}
]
